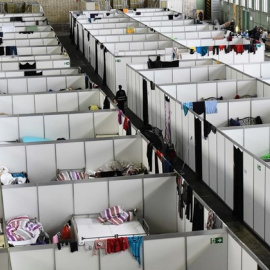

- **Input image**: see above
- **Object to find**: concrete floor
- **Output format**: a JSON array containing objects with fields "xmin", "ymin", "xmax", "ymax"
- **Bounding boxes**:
[{"xmin": 54, "ymin": 24, "xmax": 270, "ymax": 269}]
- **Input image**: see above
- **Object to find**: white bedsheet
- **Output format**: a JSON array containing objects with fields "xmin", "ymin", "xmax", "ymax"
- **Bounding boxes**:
[{"xmin": 74, "ymin": 216, "xmax": 146, "ymax": 245}]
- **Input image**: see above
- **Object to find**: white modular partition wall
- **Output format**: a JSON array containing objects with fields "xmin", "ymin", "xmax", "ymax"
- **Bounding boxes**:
[
  {"xmin": 0, "ymin": 74, "xmax": 86, "ymax": 94},
  {"xmin": 0, "ymin": 16, "xmax": 47, "ymax": 23},
  {"xmin": 127, "ymin": 63, "xmax": 255, "ymax": 118},
  {"xmin": 0, "ymin": 57, "xmax": 71, "ymax": 71},
  {"xmin": 145, "ymin": 22, "xmax": 214, "ymax": 31},
  {"xmin": 76, "ymin": 21, "xmax": 143, "ymax": 51},
  {"xmin": 93, "ymin": 40, "xmax": 180, "ymax": 92},
  {"xmin": 2, "ymin": 37, "xmax": 59, "ymax": 47},
  {"xmin": 77, "ymin": 17, "xmax": 135, "ymax": 51},
  {"xmin": 7, "ymin": 227, "xmax": 267, "ymax": 270},
  {"xmin": 0, "ymin": 135, "xmax": 146, "ymax": 185},
  {"xmin": 217, "ymin": 125, "xmax": 270, "ymax": 245},
  {"xmin": 3, "ymin": 172, "xmax": 177, "ymax": 237},
  {"xmin": 3, "ymin": 31, "xmax": 55, "ymax": 40},
  {"xmin": 0, "ymin": 21, "xmax": 47, "ymax": 28},
  {"xmin": 3, "ymin": 25, "xmax": 52, "ymax": 33},
  {"xmin": 0, "ymin": 45, "xmax": 62, "ymax": 56},
  {"xmin": 69, "ymin": 9, "xmax": 120, "ymax": 44},
  {"xmin": 0, "ymin": 67, "xmax": 80, "ymax": 78},
  {"xmin": 178, "ymin": 40, "xmax": 264, "ymax": 64},
  {"xmin": 83, "ymin": 27, "xmax": 155, "ymax": 59},
  {"xmin": 0, "ymin": 89, "xmax": 109, "ymax": 115},
  {"xmin": 125, "ymin": 62, "xmax": 270, "ymax": 246},
  {"xmin": 231, "ymin": 62, "xmax": 270, "ymax": 79},
  {"xmin": 105, "ymin": 51, "xmax": 182, "ymax": 93},
  {"xmin": 0, "ymin": 12, "xmax": 44, "ymax": 18},
  {"xmin": 0, "ymin": 110, "xmax": 120, "ymax": 142}
]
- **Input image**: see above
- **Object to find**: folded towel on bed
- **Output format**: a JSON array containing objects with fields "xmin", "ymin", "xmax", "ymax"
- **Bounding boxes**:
[{"xmin": 98, "ymin": 205, "xmax": 130, "ymax": 225}]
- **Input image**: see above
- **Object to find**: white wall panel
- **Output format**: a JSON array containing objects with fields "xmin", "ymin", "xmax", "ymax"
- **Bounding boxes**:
[
  {"xmin": 265, "ymin": 168, "xmax": 270, "ymax": 245},
  {"xmin": 44, "ymin": 114, "xmax": 69, "ymax": 140},
  {"xmin": 253, "ymin": 160, "xmax": 265, "ymax": 239},
  {"xmin": 0, "ymin": 117, "xmax": 18, "ymax": 142},
  {"xmin": 144, "ymin": 176, "xmax": 177, "ymax": 234},
  {"xmin": 74, "ymin": 181, "xmax": 108, "ymax": 215},
  {"xmin": 0, "ymin": 145, "xmax": 26, "ymax": 172},
  {"xmin": 242, "ymin": 249, "xmax": 257, "ymax": 270},
  {"xmin": 144, "ymin": 237, "xmax": 185, "ymax": 270},
  {"xmin": 55, "ymin": 246, "xmax": 99, "ymax": 270},
  {"xmin": 39, "ymin": 184, "xmax": 73, "ymax": 236},
  {"xmin": 10, "ymin": 248, "xmax": 54, "ymax": 270},
  {"xmin": 57, "ymin": 92, "xmax": 78, "ymax": 112},
  {"xmin": 2, "ymin": 186, "xmax": 38, "ymax": 220},
  {"xmin": 69, "ymin": 113, "xmax": 94, "ymax": 139},
  {"xmin": 35, "ymin": 94, "xmax": 57, "ymax": 113},
  {"xmin": 225, "ymin": 139, "xmax": 234, "ymax": 210},
  {"xmin": 19, "ymin": 116, "xmax": 44, "ymax": 139},
  {"xmin": 228, "ymin": 234, "xmax": 241, "ymax": 270},
  {"xmin": 187, "ymin": 233, "xmax": 227, "ymax": 270},
  {"xmin": 85, "ymin": 140, "xmax": 114, "ymax": 171},
  {"xmin": 26, "ymin": 144, "xmax": 56, "ymax": 184},
  {"xmin": 13, "ymin": 95, "xmax": 35, "ymax": 114},
  {"xmin": 244, "ymin": 127, "xmax": 269, "ymax": 157},
  {"xmin": 109, "ymin": 178, "xmax": 143, "ymax": 212},
  {"xmin": 56, "ymin": 142, "xmax": 85, "ymax": 170}
]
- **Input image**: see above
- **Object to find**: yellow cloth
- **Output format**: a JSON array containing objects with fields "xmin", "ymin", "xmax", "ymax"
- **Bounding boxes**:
[{"xmin": 89, "ymin": 105, "xmax": 99, "ymax": 110}]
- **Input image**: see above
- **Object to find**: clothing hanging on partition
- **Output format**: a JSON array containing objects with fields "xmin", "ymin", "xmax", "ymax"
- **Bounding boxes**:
[
  {"xmin": 176, "ymin": 176, "xmax": 184, "ymax": 219},
  {"xmin": 192, "ymin": 198, "xmax": 204, "ymax": 231},
  {"xmin": 95, "ymin": 39, "xmax": 98, "ymax": 74},
  {"xmin": 5, "ymin": 46, "xmax": 17, "ymax": 56},
  {"xmin": 233, "ymin": 146, "xmax": 243, "ymax": 221},
  {"xmin": 154, "ymin": 152, "xmax": 159, "ymax": 174},
  {"xmin": 103, "ymin": 47, "xmax": 108, "ymax": 85},
  {"xmin": 147, "ymin": 143, "xmax": 153, "ymax": 172},
  {"xmin": 19, "ymin": 62, "xmax": 36, "ymax": 70},
  {"xmin": 184, "ymin": 182, "xmax": 193, "ymax": 221},
  {"xmin": 195, "ymin": 117, "xmax": 202, "ymax": 178},
  {"xmin": 0, "ymin": 47, "xmax": 4, "ymax": 56},
  {"xmin": 193, "ymin": 101, "xmax": 205, "ymax": 115},
  {"xmin": 24, "ymin": 71, "xmax": 42, "ymax": 76},
  {"xmin": 164, "ymin": 95, "xmax": 171, "ymax": 144},
  {"xmin": 142, "ymin": 78, "xmax": 149, "ymax": 125},
  {"xmin": 128, "ymin": 236, "xmax": 143, "ymax": 266}
]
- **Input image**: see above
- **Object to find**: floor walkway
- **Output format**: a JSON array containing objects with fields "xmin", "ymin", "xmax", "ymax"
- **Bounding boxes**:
[{"xmin": 54, "ymin": 24, "xmax": 270, "ymax": 269}]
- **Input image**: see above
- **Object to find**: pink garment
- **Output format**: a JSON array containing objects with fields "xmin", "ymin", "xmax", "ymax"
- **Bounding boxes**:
[
  {"xmin": 93, "ymin": 239, "xmax": 107, "ymax": 255},
  {"xmin": 52, "ymin": 234, "xmax": 59, "ymax": 244}
]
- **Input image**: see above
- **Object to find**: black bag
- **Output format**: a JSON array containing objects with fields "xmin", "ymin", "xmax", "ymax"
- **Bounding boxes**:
[{"xmin": 142, "ymin": 125, "xmax": 164, "ymax": 151}]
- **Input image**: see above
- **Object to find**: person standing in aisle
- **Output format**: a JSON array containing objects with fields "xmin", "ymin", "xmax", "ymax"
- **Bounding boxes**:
[{"xmin": 114, "ymin": 85, "xmax": 127, "ymax": 113}]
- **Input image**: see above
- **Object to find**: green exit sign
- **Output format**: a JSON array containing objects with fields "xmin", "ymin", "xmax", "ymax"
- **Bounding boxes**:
[{"xmin": 210, "ymin": 237, "xmax": 223, "ymax": 244}]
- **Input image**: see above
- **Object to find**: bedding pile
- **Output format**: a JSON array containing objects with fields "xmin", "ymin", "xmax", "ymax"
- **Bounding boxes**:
[
  {"xmin": 88, "ymin": 160, "xmax": 147, "ymax": 178},
  {"xmin": 0, "ymin": 166, "xmax": 29, "ymax": 185},
  {"xmin": 6, "ymin": 215, "xmax": 48, "ymax": 246}
]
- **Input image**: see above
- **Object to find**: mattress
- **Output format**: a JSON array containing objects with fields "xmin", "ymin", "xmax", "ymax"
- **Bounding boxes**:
[{"xmin": 74, "ymin": 216, "xmax": 146, "ymax": 245}]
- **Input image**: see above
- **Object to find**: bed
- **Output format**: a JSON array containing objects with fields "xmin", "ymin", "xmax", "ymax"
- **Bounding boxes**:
[{"xmin": 72, "ymin": 209, "xmax": 149, "ymax": 246}]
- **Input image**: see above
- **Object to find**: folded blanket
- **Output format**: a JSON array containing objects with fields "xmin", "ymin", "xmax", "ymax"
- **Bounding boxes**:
[
  {"xmin": 98, "ymin": 205, "xmax": 129, "ymax": 225},
  {"xmin": 56, "ymin": 171, "xmax": 87, "ymax": 181}
]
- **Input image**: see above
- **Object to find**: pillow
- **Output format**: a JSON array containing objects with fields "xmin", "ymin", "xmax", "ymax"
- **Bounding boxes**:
[{"xmin": 21, "ymin": 136, "xmax": 51, "ymax": 143}]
